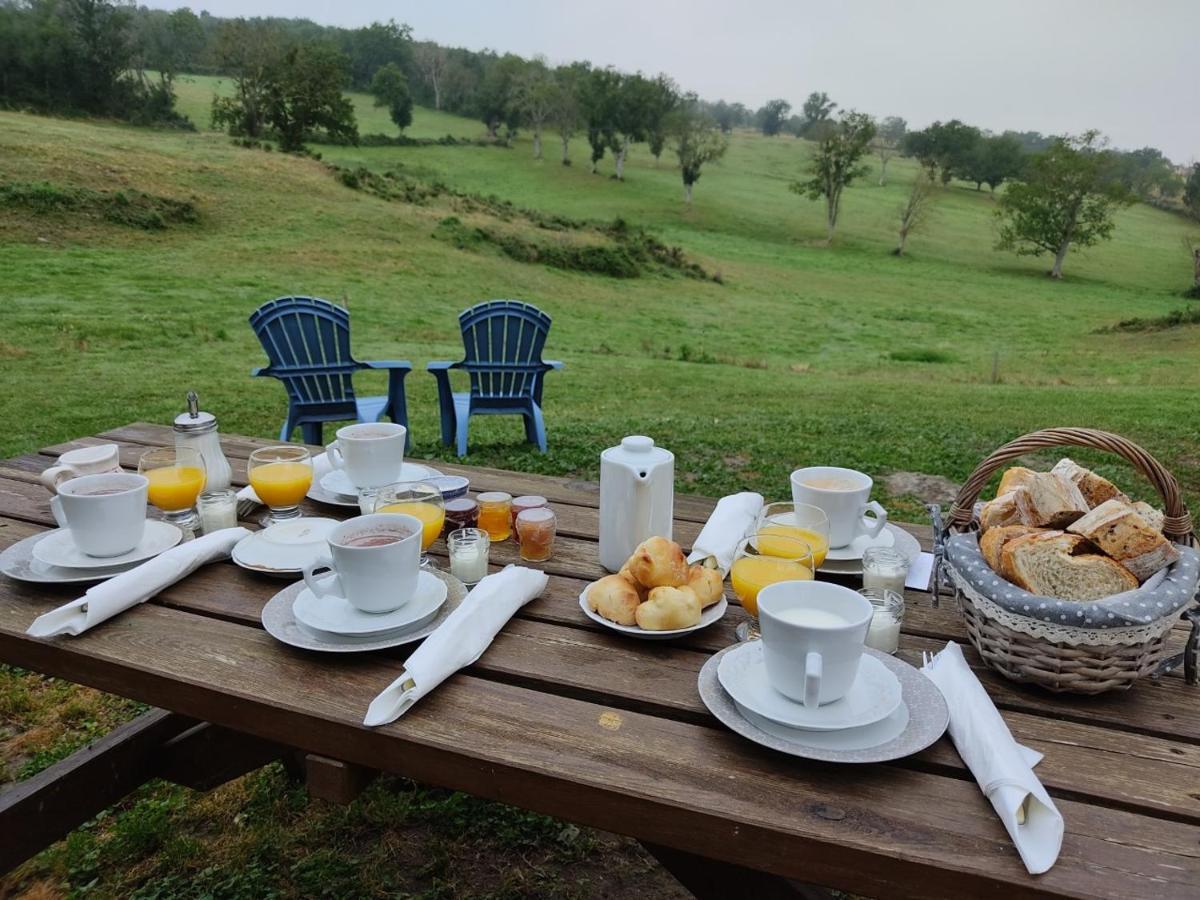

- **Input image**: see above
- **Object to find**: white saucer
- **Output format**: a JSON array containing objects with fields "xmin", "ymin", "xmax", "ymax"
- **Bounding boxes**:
[
  {"xmin": 231, "ymin": 518, "xmax": 338, "ymax": 576},
  {"xmin": 320, "ymin": 463, "xmax": 442, "ymax": 499},
  {"xmin": 578, "ymin": 589, "xmax": 728, "ymax": 641},
  {"xmin": 1, "ymin": 532, "xmax": 139, "ymax": 585},
  {"xmin": 293, "ymin": 570, "xmax": 448, "ymax": 637},
  {"xmin": 818, "ymin": 524, "xmax": 921, "ymax": 576},
  {"xmin": 31, "ymin": 520, "xmax": 182, "ymax": 570},
  {"xmin": 825, "ymin": 527, "xmax": 895, "ymax": 562},
  {"xmin": 738, "ymin": 701, "xmax": 911, "ymax": 751},
  {"xmin": 717, "ymin": 640, "xmax": 902, "ymax": 731}
]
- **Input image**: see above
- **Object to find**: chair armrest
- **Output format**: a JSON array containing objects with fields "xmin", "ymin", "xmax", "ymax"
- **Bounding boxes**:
[
  {"xmin": 250, "ymin": 366, "xmax": 272, "ymax": 377},
  {"xmin": 363, "ymin": 360, "xmax": 412, "ymax": 373},
  {"xmin": 425, "ymin": 360, "xmax": 460, "ymax": 372},
  {"xmin": 543, "ymin": 360, "xmax": 564, "ymax": 371}
]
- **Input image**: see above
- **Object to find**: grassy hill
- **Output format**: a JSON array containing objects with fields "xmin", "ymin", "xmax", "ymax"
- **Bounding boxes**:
[{"xmin": 2, "ymin": 93, "xmax": 1198, "ymax": 518}]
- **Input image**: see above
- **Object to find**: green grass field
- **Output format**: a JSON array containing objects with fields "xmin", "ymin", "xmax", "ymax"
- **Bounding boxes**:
[{"xmin": 2, "ymin": 79, "xmax": 1199, "ymax": 897}]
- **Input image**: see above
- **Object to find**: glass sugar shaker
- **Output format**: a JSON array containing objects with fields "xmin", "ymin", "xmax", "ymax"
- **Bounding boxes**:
[{"xmin": 174, "ymin": 390, "xmax": 233, "ymax": 492}]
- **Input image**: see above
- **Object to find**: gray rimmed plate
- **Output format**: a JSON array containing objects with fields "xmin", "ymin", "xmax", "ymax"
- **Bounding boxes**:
[
  {"xmin": 306, "ymin": 463, "xmax": 446, "ymax": 509},
  {"xmin": 261, "ymin": 567, "xmax": 466, "ymax": 653},
  {"xmin": 698, "ymin": 645, "xmax": 948, "ymax": 763},
  {"xmin": 817, "ymin": 524, "xmax": 922, "ymax": 577},
  {"xmin": 0, "ymin": 531, "xmax": 138, "ymax": 585}
]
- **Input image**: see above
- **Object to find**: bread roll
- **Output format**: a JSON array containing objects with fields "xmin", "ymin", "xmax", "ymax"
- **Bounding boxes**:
[
  {"xmin": 1051, "ymin": 458, "xmax": 1127, "ymax": 508},
  {"xmin": 997, "ymin": 467, "xmax": 1037, "ymax": 497},
  {"xmin": 980, "ymin": 525, "xmax": 1046, "ymax": 573},
  {"xmin": 618, "ymin": 564, "xmax": 649, "ymax": 602},
  {"xmin": 1000, "ymin": 531, "xmax": 1137, "ymax": 601},
  {"xmin": 686, "ymin": 564, "xmax": 724, "ymax": 609},
  {"xmin": 635, "ymin": 586, "xmax": 701, "ymax": 630},
  {"xmin": 1132, "ymin": 501, "xmax": 1165, "ymax": 534},
  {"xmin": 1067, "ymin": 499, "xmax": 1180, "ymax": 582},
  {"xmin": 625, "ymin": 536, "xmax": 688, "ymax": 589},
  {"xmin": 979, "ymin": 490, "xmax": 1024, "ymax": 533},
  {"xmin": 587, "ymin": 574, "xmax": 641, "ymax": 626},
  {"xmin": 1013, "ymin": 473, "xmax": 1088, "ymax": 528}
]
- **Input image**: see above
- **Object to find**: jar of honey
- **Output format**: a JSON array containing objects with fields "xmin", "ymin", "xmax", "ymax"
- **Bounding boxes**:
[
  {"xmin": 477, "ymin": 492, "xmax": 513, "ymax": 541},
  {"xmin": 510, "ymin": 495, "xmax": 548, "ymax": 543},
  {"xmin": 516, "ymin": 507, "xmax": 556, "ymax": 562}
]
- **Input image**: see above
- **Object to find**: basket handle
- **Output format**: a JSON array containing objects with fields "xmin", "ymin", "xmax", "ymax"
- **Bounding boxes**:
[{"xmin": 947, "ymin": 427, "xmax": 1194, "ymax": 544}]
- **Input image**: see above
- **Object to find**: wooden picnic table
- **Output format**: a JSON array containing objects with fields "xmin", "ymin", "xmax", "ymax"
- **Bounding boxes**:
[{"xmin": 0, "ymin": 422, "xmax": 1197, "ymax": 899}]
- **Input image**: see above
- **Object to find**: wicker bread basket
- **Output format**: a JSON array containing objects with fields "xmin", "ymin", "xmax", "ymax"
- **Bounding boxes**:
[{"xmin": 940, "ymin": 428, "xmax": 1198, "ymax": 694}]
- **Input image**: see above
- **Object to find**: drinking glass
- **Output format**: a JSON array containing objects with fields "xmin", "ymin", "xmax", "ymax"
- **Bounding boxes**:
[
  {"xmin": 757, "ymin": 501, "xmax": 830, "ymax": 569},
  {"xmin": 374, "ymin": 481, "xmax": 445, "ymax": 567},
  {"xmin": 247, "ymin": 446, "xmax": 313, "ymax": 527},
  {"xmin": 729, "ymin": 532, "xmax": 815, "ymax": 641},
  {"xmin": 139, "ymin": 446, "xmax": 206, "ymax": 530}
]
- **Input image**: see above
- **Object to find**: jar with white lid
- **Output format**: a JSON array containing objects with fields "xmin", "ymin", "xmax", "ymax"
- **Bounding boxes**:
[{"xmin": 174, "ymin": 391, "xmax": 233, "ymax": 492}]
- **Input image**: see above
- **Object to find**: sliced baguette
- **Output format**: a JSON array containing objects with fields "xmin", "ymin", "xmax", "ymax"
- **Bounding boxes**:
[
  {"xmin": 979, "ymin": 489, "xmax": 1026, "ymax": 533},
  {"xmin": 1013, "ymin": 472, "xmax": 1089, "ymax": 528},
  {"xmin": 980, "ymin": 525, "xmax": 1047, "ymax": 573},
  {"xmin": 997, "ymin": 466, "xmax": 1037, "ymax": 497},
  {"xmin": 1066, "ymin": 498, "xmax": 1180, "ymax": 582},
  {"xmin": 1131, "ymin": 500, "xmax": 1165, "ymax": 534},
  {"xmin": 1051, "ymin": 458, "xmax": 1128, "ymax": 508},
  {"xmin": 1000, "ymin": 531, "xmax": 1138, "ymax": 601}
]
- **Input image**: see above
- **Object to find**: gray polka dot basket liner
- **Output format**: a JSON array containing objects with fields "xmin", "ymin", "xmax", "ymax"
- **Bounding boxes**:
[{"xmin": 932, "ymin": 428, "xmax": 1200, "ymax": 695}]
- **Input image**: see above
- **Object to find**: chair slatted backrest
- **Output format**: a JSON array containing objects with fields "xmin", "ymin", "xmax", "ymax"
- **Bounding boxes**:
[
  {"xmin": 458, "ymin": 301, "xmax": 552, "ymax": 400},
  {"xmin": 249, "ymin": 297, "xmax": 359, "ymax": 406}
]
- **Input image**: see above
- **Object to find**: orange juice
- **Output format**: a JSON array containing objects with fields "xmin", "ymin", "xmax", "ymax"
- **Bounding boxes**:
[
  {"xmin": 759, "ymin": 523, "xmax": 829, "ymax": 568},
  {"xmin": 729, "ymin": 556, "xmax": 813, "ymax": 618},
  {"xmin": 145, "ymin": 465, "xmax": 206, "ymax": 511},
  {"xmin": 249, "ymin": 461, "xmax": 313, "ymax": 507},
  {"xmin": 378, "ymin": 501, "xmax": 445, "ymax": 550}
]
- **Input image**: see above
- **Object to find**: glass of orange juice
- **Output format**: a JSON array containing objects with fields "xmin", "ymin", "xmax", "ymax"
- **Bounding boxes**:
[
  {"xmin": 374, "ymin": 481, "xmax": 445, "ymax": 567},
  {"xmin": 248, "ymin": 446, "xmax": 313, "ymax": 526},
  {"xmin": 139, "ymin": 446, "xmax": 207, "ymax": 530},
  {"xmin": 730, "ymin": 532, "xmax": 814, "ymax": 641},
  {"xmin": 756, "ymin": 502, "xmax": 830, "ymax": 569}
]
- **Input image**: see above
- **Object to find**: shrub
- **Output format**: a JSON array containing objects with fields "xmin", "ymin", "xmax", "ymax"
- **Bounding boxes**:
[{"xmin": 0, "ymin": 181, "xmax": 198, "ymax": 230}]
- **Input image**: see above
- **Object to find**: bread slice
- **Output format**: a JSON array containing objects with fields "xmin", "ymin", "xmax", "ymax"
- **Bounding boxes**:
[
  {"xmin": 1132, "ymin": 501, "xmax": 1165, "ymax": 534},
  {"xmin": 997, "ymin": 466, "xmax": 1037, "ymax": 497},
  {"xmin": 980, "ymin": 525, "xmax": 1047, "ymax": 573},
  {"xmin": 1013, "ymin": 472, "xmax": 1088, "ymax": 528},
  {"xmin": 1067, "ymin": 499, "xmax": 1180, "ymax": 582},
  {"xmin": 1000, "ymin": 531, "xmax": 1138, "ymax": 601},
  {"xmin": 1051, "ymin": 458, "xmax": 1128, "ymax": 508},
  {"xmin": 979, "ymin": 489, "xmax": 1025, "ymax": 533}
]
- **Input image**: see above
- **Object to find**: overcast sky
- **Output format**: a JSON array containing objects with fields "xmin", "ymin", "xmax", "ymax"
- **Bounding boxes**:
[{"xmin": 152, "ymin": 0, "xmax": 1198, "ymax": 162}]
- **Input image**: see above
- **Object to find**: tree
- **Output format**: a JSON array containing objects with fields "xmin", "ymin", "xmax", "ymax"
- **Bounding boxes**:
[
  {"xmin": 871, "ymin": 116, "xmax": 906, "ymax": 185},
  {"xmin": 800, "ymin": 91, "xmax": 836, "ymax": 138},
  {"xmin": 610, "ymin": 72, "xmax": 654, "ymax": 180},
  {"xmin": 1184, "ymin": 235, "xmax": 1200, "ymax": 298},
  {"xmin": 961, "ymin": 134, "xmax": 1024, "ymax": 192},
  {"xmin": 895, "ymin": 173, "xmax": 935, "ymax": 255},
  {"xmin": 1115, "ymin": 147, "xmax": 1182, "ymax": 203},
  {"xmin": 412, "ymin": 42, "xmax": 447, "ymax": 109},
  {"xmin": 644, "ymin": 73, "xmax": 680, "ymax": 164},
  {"xmin": 515, "ymin": 58, "xmax": 556, "ymax": 159},
  {"xmin": 757, "ymin": 98, "xmax": 790, "ymax": 137},
  {"xmin": 475, "ymin": 53, "xmax": 524, "ymax": 139},
  {"xmin": 995, "ymin": 131, "xmax": 1134, "ymax": 278},
  {"xmin": 668, "ymin": 94, "xmax": 728, "ymax": 205},
  {"xmin": 370, "ymin": 62, "xmax": 412, "ymax": 131},
  {"xmin": 1185, "ymin": 164, "xmax": 1200, "ymax": 221},
  {"xmin": 211, "ymin": 19, "xmax": 283, "ymax": 137},
  {"xmin": 790, "ymin": 110, "xmax": 876, "ymax": 243},
  {"xmin": 550, "ymin": 62, "xmax": 585, "ymax": 165},
  {"xmin": 580, "ymin": 66, "xmax": 620, "ymax": 173},
  {"xmin": 709, "ymin": 100, "xmax": 745, "ymax": 134},
  {"xmin": 340, "ymin": 20, "xmax": 411, "ymax": 90},
  {"xmin": 903, "ymin": 119, "xmax": 981, "ymax": 184}
]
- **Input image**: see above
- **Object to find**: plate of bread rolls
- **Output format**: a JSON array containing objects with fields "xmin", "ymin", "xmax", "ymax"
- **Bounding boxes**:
[{"xmin": 581, "ymin": 536, "xmax": 728, "ymax": 639}]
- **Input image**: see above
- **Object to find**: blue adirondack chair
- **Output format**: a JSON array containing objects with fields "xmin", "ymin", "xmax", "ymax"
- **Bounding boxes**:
[
  {"xmin": 249, "ymin": 296, "xmax": 412, "ymax": 448},
  {"xmin": 428, "ymin": 300, "xmax": 563, "ymax": 457}
]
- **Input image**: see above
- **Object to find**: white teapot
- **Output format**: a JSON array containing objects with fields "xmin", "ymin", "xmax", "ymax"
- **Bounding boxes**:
[{"xmin": 599, "ymin": 436, "xmax": 675, "ymax": 572}]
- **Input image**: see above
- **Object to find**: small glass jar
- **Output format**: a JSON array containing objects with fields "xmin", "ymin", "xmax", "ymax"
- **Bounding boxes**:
[
  {"xmin": 443, "ymin": 497, "xmax": 480, "ymax": 536},
  {"xmin": 510, "ymin": 495, "xmax": 548, "ymax": 543},
  {"xmin": 862, "ymin": 547, "xmax": 910, "ymax": 595},
  {"xmin": 448, "ymin": 528, "xmax": 490, "ymax": 585},
  {"xmin": 477, "ymin": 492, "xmax": 513, "ymax": 541},
  {"xmin": 357, "ymin": 487, "xmax": 379, "ymax": 516},
  {"xmin": 516, "ymin": 507, "xmax": 556, "ymax": 562},
  {"xmin": 197, "ymin": 488, "xmax": 238, "ymax": 534},
  {"xmin": 859, "ymin": 588, "xmax": 904, "ymax": 654}
]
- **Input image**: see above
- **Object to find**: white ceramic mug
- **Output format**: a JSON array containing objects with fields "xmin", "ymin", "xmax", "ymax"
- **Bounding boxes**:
[
  {"xmin": 301, "ymin": 513, "xmax": 421, "ymax": 614},
  {"xmin": 40, "ymin": 444, "xmax": 122, "ymax": 494},
  {"xmin": 325, "ymin": 423, "xmax": 407, "ymax": 490},
  {"xmin": 791, "ymin": 466, "xmax": 887, "ymax": 549},
  {"xmin": 51, "ymin": 472, "xmax": 149, "ymax": 557},
  {"xmin": 758, "ymin": 581, "xmax": 873, "ymax": 708}
]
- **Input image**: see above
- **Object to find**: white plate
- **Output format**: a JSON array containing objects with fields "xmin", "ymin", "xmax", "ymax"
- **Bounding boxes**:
[
  {"xmin": 578, "ymin": 588, "xmax": 727, "ymax": 640},
  {"xmin": 818, "ymin": 524, "xmax": 921, "ymax": 576},
  {"xmin": 0, "ymin": 531, "xmax": 139, "ymax": 585},
  {"xmin": 825, "ymin": 527, "xmax": 896, "ymax": 562},
  {"xmin": 716, "ymin": 640, "xmax": 902, "ymax": 731},
  {"xmin": 293, "ymin": 569, "xmax": 448, "ymax": 637},
  {"xmin": 231, "ymin": 518, "xmax": 339, "ymax": 576},
  {"xmin": 738, "ymin": 701, "xmax": 911, "ymax": 752},
  {"xmin": 31, "ymin": 520, "xmax": 182, "ymax": 569},
  {"xmin": 320, "ymin": 463, "xmax": 442, "ymax": 499}
]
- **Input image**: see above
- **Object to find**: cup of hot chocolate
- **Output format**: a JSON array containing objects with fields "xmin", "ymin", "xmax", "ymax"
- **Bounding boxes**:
[
  {"xmin": 301, "ymin": 513, "xmax": 421, "ymax": 613},
  {"xmin": 51, "ymin": 472, "xmax": 149, "ymax": 557},
  {"xmin": 790, "ymin": 466, "xmax": 888, "ymax": 549},
  {"xmin": 325, "ymin": 422, "xmax": 407, "ymax": 490}
]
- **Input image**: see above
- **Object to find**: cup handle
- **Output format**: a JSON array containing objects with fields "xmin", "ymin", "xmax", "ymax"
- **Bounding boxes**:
[
  {"xmin": 324, "ymin": 441, "xmax": 344, "ymax": 471},
  {"xmin": 50, "ymin": 495, "xmax": 69, "ymax": 529},
  {"xmin": 40, "ymin": 465, "xmax": 75, "ymax": 493},
  {"xmin": 804, "ymin": 651, "xmax": 822, "ymax": 708},
  {"xmin": 860, "ymin": 501, "xmax": 888, "ymax": 539},
  {"xmin": 302, "ymin": 554, "xmax": 339, "ymax": 598}
]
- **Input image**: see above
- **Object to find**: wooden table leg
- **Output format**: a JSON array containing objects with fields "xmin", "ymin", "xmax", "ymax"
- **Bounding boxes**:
[{"xmin": 641, "ymin": 842, "xmax": 837, "ymax": 900}]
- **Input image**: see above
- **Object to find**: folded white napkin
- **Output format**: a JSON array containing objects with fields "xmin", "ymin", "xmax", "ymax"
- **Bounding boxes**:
[
  {"xmin": 364, "ymin": 565, "xmax": 548, "ymax": 726},
  {"xmin": 238, "ymin": 451, "xmax": 331, "ymax": 506},
  {"xmin": 686, "ymin": 492, "xmax": 764, "ymax": 575},
  {"xmin": 922, "ymin": 642, "xmax": 1064, "ymax": 875},
  {"xmin": 26, "ymin": 527, "xmax": 249, "ymax": 637}
]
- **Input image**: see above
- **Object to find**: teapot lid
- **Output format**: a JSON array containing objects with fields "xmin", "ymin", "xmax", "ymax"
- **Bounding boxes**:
[{"xmin": 602, "ymin": 435, "xmax": 673, "ymax": 469}]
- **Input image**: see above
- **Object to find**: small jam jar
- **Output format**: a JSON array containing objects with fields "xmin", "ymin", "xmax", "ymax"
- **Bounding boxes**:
[
  {"xmin": 516, "ymin": 507, "xmax": 557, "ymax": 562},
  {"xmin": 442, "ymin": 497, "xmax": 480, "ymax": 536},
  {"xmin": 477, "ymin": 492, "xmax": 513, "ymax": 541},
  {"xmin": 510, "ymin": 495, "xmax": 548, "ymax": 543}
]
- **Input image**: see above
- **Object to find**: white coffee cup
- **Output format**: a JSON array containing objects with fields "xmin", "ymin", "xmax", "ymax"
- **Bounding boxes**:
[
  {"xmin": 301, "ymin": 513, "xmax": 421, "ymax": 614},
  {"xmin": 758, "ymin": 581, "xmax": 873, "ymax": 708},
  {"xmin": 40, "ymin": 444, "xmax": 122, "ymax": 494},
  {"xmin": 791, "ymin": 466, "xmax": 887, "ymax": 549},
  {"xmin": 325, "ymin": 423, "xmax": 407, "ymax": 490},
  {"xmin": 51, "ymin": 472, "xmax": 149, "ymax": 558}
]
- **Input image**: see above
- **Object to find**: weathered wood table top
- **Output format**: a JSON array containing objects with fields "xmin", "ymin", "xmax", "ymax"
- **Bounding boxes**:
[{"xmin": 0, "ymin": 423, "xmax": 1197, "ymax": 899}]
